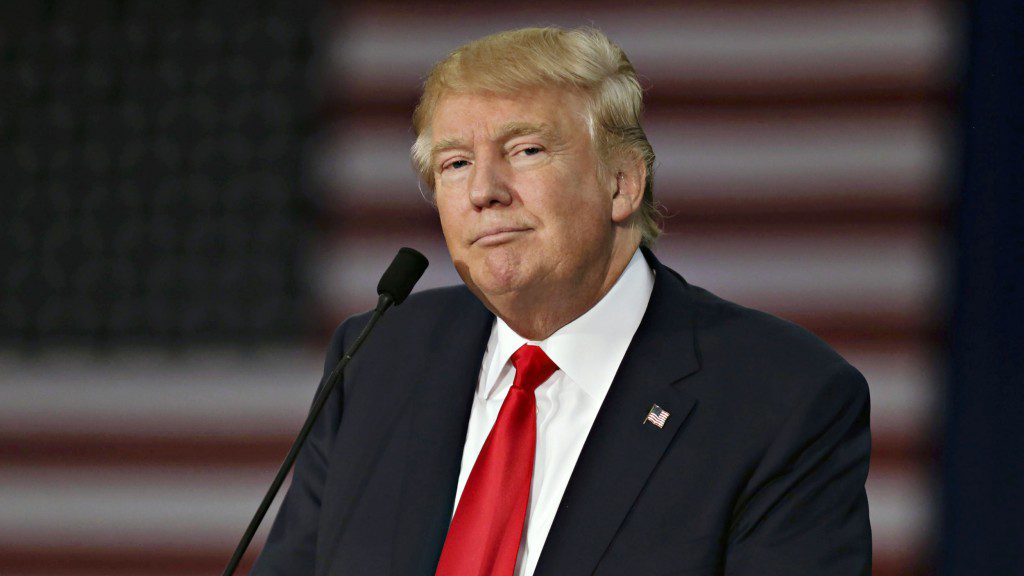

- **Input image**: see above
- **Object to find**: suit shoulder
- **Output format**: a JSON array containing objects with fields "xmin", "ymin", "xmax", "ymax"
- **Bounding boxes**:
[
  {"xmin": 329, "ymin": 284, "xmax": 485, "ymax": 347},
  {"xmin": 673, "ymin": 281, "xmax": 869, "ymax": 446},
  {"xmin": 683, "ymin": 281, "xmax": 862, "ymax": 393},
  {"xmin": 401, "ymin": 283, "xmax": 480, "ymax": 311}
]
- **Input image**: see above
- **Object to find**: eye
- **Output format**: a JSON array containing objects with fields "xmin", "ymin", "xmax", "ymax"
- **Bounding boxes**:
[
  {"xmin": 442, "ymin": 158, "xmax": 470, "ymax": 171},
  {"xmin": 510, "ymin": 145, "xmax": 545, "ymax": 160}
]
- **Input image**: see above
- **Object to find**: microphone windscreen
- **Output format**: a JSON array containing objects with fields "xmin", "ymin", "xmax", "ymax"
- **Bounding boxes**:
[{"xmin": 377, "ymin": 247, "xmax": 429, "ymax": 305}]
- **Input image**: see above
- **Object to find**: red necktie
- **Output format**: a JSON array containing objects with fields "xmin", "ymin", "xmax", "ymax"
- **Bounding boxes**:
[{"xmin": 435, "ymin": 344, "xmax": 559, "ymax": 576}]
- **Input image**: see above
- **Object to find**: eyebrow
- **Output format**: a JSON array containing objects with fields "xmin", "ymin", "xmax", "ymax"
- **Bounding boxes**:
[
  {"xmin": 496, "ymin": 121, "xmax": 559, "ymax": 143},
  {"xmin": 430, "ymin": 121, "xmax": 560, "ymax": 163}
]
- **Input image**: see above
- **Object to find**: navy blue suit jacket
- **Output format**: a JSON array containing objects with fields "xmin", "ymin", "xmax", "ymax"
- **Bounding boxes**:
[{"xmin": 252, "ymin": 248, "xmax": 872, "ymax": 575}]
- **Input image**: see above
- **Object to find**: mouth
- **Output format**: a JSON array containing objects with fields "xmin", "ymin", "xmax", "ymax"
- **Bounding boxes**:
[{"xmin": 472, "ymin": 226, "xmax": 532, "ymax": 246}]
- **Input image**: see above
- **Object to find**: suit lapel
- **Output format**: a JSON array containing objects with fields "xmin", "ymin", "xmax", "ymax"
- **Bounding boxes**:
[
  {"xmin": 534, "ymin": 249, "xmax": 702, "ymax": 576},
  {"xmin": 390, "ymin": 291, "xmax": 494, "ymax": 576}
]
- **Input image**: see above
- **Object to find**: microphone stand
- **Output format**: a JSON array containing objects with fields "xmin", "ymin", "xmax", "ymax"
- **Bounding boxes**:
[{"xmin": 221, "ymin": 293, "xmax": 394, "ymax": 576}]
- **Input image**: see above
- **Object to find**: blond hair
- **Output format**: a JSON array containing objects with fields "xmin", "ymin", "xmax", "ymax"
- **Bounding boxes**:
[{"xmin": 411, "ymin": 26, "xmax": 662, "ymax": 247}]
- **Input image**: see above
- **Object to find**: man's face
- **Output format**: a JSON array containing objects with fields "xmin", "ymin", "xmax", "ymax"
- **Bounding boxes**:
[{"xmin": 430, "ymin": 88, "xmax": 620, "ymax": 306}]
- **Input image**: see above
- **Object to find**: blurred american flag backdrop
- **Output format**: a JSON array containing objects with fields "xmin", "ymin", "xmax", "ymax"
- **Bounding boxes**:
[{"xmin": 1, "ymin": 1, "xmax": 966, "ymax": 574}]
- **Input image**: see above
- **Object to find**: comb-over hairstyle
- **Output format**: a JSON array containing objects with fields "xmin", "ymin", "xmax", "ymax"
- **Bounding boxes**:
[{"xmin": 411, "ymin": 26, "xmax": 662, "ymax": 247}]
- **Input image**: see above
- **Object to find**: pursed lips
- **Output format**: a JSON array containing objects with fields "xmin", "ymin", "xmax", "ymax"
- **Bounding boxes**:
[{"xmin": 471, "ymin": 226, "xmax": 532, "ymax": 246}]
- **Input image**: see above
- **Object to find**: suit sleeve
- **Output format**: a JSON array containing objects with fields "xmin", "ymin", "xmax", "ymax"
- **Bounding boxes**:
[
  {"xmin": 724, "ymin": 361, "xmax": 872, "ymax": 576},
  {"xmin": 249, "ymin": 321, "xmax": 352, "ymax": 576}
]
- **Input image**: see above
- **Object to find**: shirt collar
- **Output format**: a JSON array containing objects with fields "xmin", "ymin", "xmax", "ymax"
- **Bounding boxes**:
[{"xmin": 483, "ymin": 248, "xmax": 655, "ymax": 399}]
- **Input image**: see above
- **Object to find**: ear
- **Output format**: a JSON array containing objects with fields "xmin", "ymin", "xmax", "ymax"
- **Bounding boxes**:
[{"xmin": 610, "ymin": 155, "xmax": 646, "ymax": 225}]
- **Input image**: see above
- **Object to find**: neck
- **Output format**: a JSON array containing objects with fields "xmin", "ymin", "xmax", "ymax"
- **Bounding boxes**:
[{"xmin": 485, "ymin": 240, "xmax": 640, "ymax": 341}]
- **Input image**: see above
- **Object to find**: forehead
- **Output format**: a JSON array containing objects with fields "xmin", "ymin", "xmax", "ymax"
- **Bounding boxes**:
[{"xmin": 429, "ymin": 88, "xmax": 589, "ymax": 142}]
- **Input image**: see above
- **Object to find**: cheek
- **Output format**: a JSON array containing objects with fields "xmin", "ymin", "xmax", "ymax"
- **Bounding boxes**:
[
  {"xmin": 524, "ymin": 167, "xmax": 588, "ymax": 213},
  {"xmin": 435, "ymin": 196, "xmax": 465, "ymax": 247},
  {"xmin": 541, "ymin": 177, "xmax": 608, "ymax": 232}
]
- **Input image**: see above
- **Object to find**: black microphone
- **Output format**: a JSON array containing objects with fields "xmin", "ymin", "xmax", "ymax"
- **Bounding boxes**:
[
  {"xmin": 376, "ymin": 246, "xmax": 430, "ymax": 309},
  {"xmin": 222, "ymin": 248, "xmax": 429, "ymax": 576}
]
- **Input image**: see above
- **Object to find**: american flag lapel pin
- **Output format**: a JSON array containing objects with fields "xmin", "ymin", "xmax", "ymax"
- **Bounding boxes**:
[{"xmin": 644, "ymin": 404, "xmax": 670, "ymax": 428}]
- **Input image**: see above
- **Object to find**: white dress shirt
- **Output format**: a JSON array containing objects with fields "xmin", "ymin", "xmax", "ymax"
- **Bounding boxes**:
[{"xmin": 450, "ymin": 248, "xmax": 655, "ymax": 576}]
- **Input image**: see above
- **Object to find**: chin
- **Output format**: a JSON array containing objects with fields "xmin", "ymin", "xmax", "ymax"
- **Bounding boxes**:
[{"xmin": 464, "ymin": 250, "xmax": 533, "ymax": 298}]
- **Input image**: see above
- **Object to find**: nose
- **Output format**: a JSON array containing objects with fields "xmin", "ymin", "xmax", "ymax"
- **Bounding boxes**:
[{"xmin": 468, "ymin": 153, "xmax": 513, "ymax": 210}]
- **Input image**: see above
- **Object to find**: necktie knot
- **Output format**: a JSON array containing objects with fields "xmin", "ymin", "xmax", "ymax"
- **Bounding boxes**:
[{"xmin": 509, "ymin": 344, "xmax": 558, "ymax": 393}]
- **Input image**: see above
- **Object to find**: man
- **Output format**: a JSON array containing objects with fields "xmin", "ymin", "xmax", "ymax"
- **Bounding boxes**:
[{"xmin": 254, "ymin": 27, "xmax": 871, "ymax": 576}]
